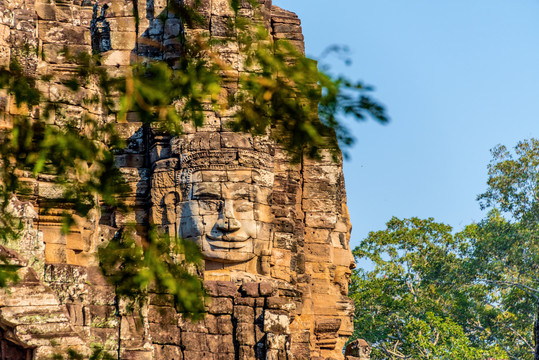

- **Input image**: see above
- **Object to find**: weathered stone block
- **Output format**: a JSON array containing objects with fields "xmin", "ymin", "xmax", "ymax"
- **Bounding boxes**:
[
  {"xmin": 305, "ymin": 228, "xmax": 330, "ymax": 244},
  {"xmin": 303, "ymin": 199, "xmax": 337, "ymax": 213},
  {"xmin": 39, "ymin": 22, "xmax": 89, "ymax": 44},
  {"xmin": 266, "ymin": 332, "xmax": 287, "ymax": 350},
  {"xmin": 45, "ymin": 243, "xmax": 67, "ymax": 264},
  {"xmin": 107, "ymin": 1, "xmax": 136, "ymax": 17},
  {"xmin": 236, "ymin": 323, "xmax": 255, "ymax": 345},
  {"xmin": 305, "ymin": 244, "xmax": 333, "ymax": 263},
  {"xmin": 271, "ymin": 13, "xmax": 301, "ymax": 25},
  {"xmin": 0, "ymin": 305, "xmax": 69, "ymax": 326},
  {"xmin": 149, "ymin": 323, "xmax": 181, "ymax": 345},
  {"xmin": 240, "ymin": 282, "xmax": 259, "ymax": 297},
  {"xmin": 66, "ymin": 303, "xmax": 84, "ymax": 326},
  {"xmin": 183, "ymin": 351, "xmax": 215, "ymax": 360},
  {"xmin": 202, "ymin": 169, "xmax": 227, "ymax": 182},
  {"xmin": 259, "ymin": 282, "xmax": 274, "ymax": 297},
  {"xmin": 35, "ymin": 3, "xmax": 56, "ymax": 20},
  {"xmin": 234, "ymin": 296, "xmax": 255, "ymax": 307},
  {"xmin": 303, "ymin": 182, "xmax": 337, "ymax": 200},
  {"xmin": 211, "ymin": 0, "xmax": 235, "ymax": 16},
  {"xmin": 90, "ymin": 327, "xmax": 119, "ymax": 351},
  {"xmin": 273, "ymin": 232, "xmax": 296, "ymax": 251},
  {"xmin": 178, "ymin": 316, "xmax": 208, "ymax": 333},
  {"xmin": 38, "ymin": 182, "xmax": 65, "ymax": 199},
  {"xmin": 333, "ymin": 247, "xmax": 355, "ymax": 268},
  {"xmin": 0, "ymin": 45, "xmax": 10, "ymax": 67},
  {"xmin": 152, "ymin": 171, "xmax": 175, "ymax": 189},
  {"xmin": 271, "ymin": 266, "xmax": 292, "ymax": 282},
  {"xmin": 153, "ymin": 345, "xmax": 183, "ymax": 360},
  {"xmin": 266, "ymin": 297, "xmax": 291, "ymax": 311},
  {"xmin": 110, "ymin": 31, "xmax": 137, "ymax": 50},
  {"xmin": 263, "ymin": 310, "xmax": 289, "ymax": 334},
  {"xmin": 148, "ymin": 305, "xmax": 179, "ymax": 325},
  {"xmin": 86, "ymin": 285, "xmax": 116, "ymax": 306},
  {"xmin": 120, "ymin": 350, "xmax": 153, "ymax": 360},
  {"xmin": 234, "ymin": 305, "xmax": 254, "ymax": 323},
  {"xmin": 65, "ymin": 231, "xmax": 87, "ymax": 251},
  {"xmin": 207, "ymin": 334, "xmax": 235, "ymax": 353},
  {"xmin": 101, "ymin": 50, "xmax": 132, "ymax": 66},
  {"xmin": 238, "ymin": 345, "xmax": 255, "ymax": 360},
  {"xmin": 217, "ymin": 315, "xmax": 234, "ymax": 335},
  {"xmin": 149, "ymin": 293, "xmax": 175, "ymax": 306},
  {"xmin": 85, "ymin": 305, "xmax": 117, "ymax": 328},
  {"xmin": 115, "ymin": 154, "xmax": 146, "ymax": 168},
  {"xmin": 272, "ymin": 23, "xmax": 301, "ymax": 34},
  {"xmin": 254, "ymin": 203, "xmax": 272, "ymax": 222},
  {"xmin": 120, "ymin": 316, "xmax": 145, "ymax": 344},
  {"xmin": 204, "ymin": 281, "xmax": 237, "ymax": 297},
  {"xmin": 221, "ymin": 132, "xmax": 253, "ymax": 149},
  {"xmin": 207, "ymin": 297, "xmax": 233, "ymax": 315},
  {"xmin": 108, "ymin": 17, "xmax": 138, "ymax": 32},
  {"xmin": 182, "ymin": 332, "xmax": 208, "ymax": 352},
  {"xmin": 305, "ymin": 212, "xmax": 338, "ymax": 229},
  {"xmin": 290, "ymin": 342, "xmax": 311, "ymax": 360}
]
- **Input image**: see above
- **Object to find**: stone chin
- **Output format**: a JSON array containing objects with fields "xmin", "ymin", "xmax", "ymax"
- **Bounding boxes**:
[{"xmin": 202, "ymin": 234, "xmax": 256, "ymax": 263}]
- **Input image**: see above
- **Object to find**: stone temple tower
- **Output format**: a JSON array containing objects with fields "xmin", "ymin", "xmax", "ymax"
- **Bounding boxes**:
[{"xmin": 0, "ymin": 0, "xmax": 357, "ymax": 359}]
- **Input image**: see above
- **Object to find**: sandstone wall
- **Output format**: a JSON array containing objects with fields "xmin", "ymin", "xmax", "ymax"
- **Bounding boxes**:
[{"xmin": 0, "ymin": 0, "xmax": 356, "ymax": 359}]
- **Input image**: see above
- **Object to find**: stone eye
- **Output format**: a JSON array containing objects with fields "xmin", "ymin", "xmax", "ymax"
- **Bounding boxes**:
[
  {"xmin": 235, "ymin": 202, "xmax": 252, "ymax": 212},
  {"xmin": 199, "ymin": 199, "xmax": 222, "ymax": 212}
]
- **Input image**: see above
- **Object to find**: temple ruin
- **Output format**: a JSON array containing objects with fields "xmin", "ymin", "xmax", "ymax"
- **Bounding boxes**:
[{"xmin": 0, "ymin": 0, "xmax": 357, "ymax": 359}]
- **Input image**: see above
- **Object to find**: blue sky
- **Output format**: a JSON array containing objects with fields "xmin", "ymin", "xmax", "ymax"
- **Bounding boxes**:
[{"xmin": 273, "ymin": 0, "xmax": 539, "ymax": 249}]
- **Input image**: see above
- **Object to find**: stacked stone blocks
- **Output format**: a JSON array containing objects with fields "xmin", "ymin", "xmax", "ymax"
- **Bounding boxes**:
[{"xmin": 0, "ymin": 0, "xmax": 358, "ymax": 359}]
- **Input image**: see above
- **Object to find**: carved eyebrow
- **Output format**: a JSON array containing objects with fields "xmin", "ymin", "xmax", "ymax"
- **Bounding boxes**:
[
  {"xmin": 193, "ymin": 192, "xmax": 221, "ymax": 200},
  {"xmin": 223, "ymin": 183, "xmax": 252, "ymax": 196},
  {"xmin": 191, "ymin": 185, "xmax": 221, "ymax": 199},
  {"xmin": 234, "ymin": 201, "xmax": 253, "ymax": 212}
]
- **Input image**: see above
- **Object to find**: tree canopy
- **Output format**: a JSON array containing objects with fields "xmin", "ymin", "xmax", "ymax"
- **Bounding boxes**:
[
  {"xmin": 351, "ymin": 217, "xmax": 506, "ymax": 360},
  {"xmin": 351, "ymin": 139, "xmax": 539, "ymax": 360}
]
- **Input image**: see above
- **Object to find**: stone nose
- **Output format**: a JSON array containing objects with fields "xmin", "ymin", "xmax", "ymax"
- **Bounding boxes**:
[{"xmin": 216, "ymin": 200, "xmax": 241, "ymax": 232}]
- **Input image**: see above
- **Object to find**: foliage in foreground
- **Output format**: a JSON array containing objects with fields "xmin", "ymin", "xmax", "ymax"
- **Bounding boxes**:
[
  {"xmin": 52, "ymin": 345, "xmax": 115, "ymax": 360},
  {"xmin": 99, "ymin": 228, "xmax": 206, "ymax": 319},
  {"xmin": 351, "ymin": 139, "xmax": 539, "ymax": 360},
  {"xmin": 0, "ymin": 0, "xmax": 388, "ymax": 319}
]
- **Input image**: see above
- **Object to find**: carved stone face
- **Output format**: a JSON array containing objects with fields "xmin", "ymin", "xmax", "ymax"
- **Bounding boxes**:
[{"xmin": 177, "ymin": 166, "xmax": 274, "ymax": 264}]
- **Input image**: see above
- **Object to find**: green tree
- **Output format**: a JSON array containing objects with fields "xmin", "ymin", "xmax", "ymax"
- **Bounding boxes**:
[
  {"xmin": 351, "ymin": 217, "xmax": 507, "ymax": 359},
  {"xmin": 462, "ymin": 138, "xmax": 539, "ymax": 360},
  {"xmin": 351, "ymin": 139, "xmax": 539, "ymax": 360}
]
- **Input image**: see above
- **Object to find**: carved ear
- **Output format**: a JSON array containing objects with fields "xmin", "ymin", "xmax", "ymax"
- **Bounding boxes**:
[{"xmin": 162, "ymin": 191, "xmax": 181, "ymax": 206}]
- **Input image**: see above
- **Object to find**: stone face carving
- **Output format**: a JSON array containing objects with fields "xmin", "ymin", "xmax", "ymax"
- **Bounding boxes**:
[
  {"xmin": 174, "ymin": 150, "xmax": 274, "ymax": 265},
  {"xmin": 0, "ymin": 0, "xmax": 357, "ymax": 359},
  {"xmin": 345, "ymin": 339, "xmax": 372, "ymax": 360}
]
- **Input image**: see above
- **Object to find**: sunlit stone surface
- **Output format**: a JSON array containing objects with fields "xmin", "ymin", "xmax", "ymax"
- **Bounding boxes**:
[{"xmin": 0, "ymin": 0, "xmax": 357, "ymax": 358}]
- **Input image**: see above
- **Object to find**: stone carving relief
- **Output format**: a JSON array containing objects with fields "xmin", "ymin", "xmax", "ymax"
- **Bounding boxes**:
[
  {"xmin": 345, "ymin": 339, "xmax": 372, "ymax": 360},
  {"xmin": 0, "ymin": 329, "xmax": 34, "ymax": 360},
  {"xmin": 90, "ymin": 2, "xmax": 111, "ymax": 54},
  {"xmin": 0, "ymin": 0, "xmax": 358, "ymax": 358},
  {"xmin": 174, "ymin": 150, "xmax": 274, "ymax": 266}
]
